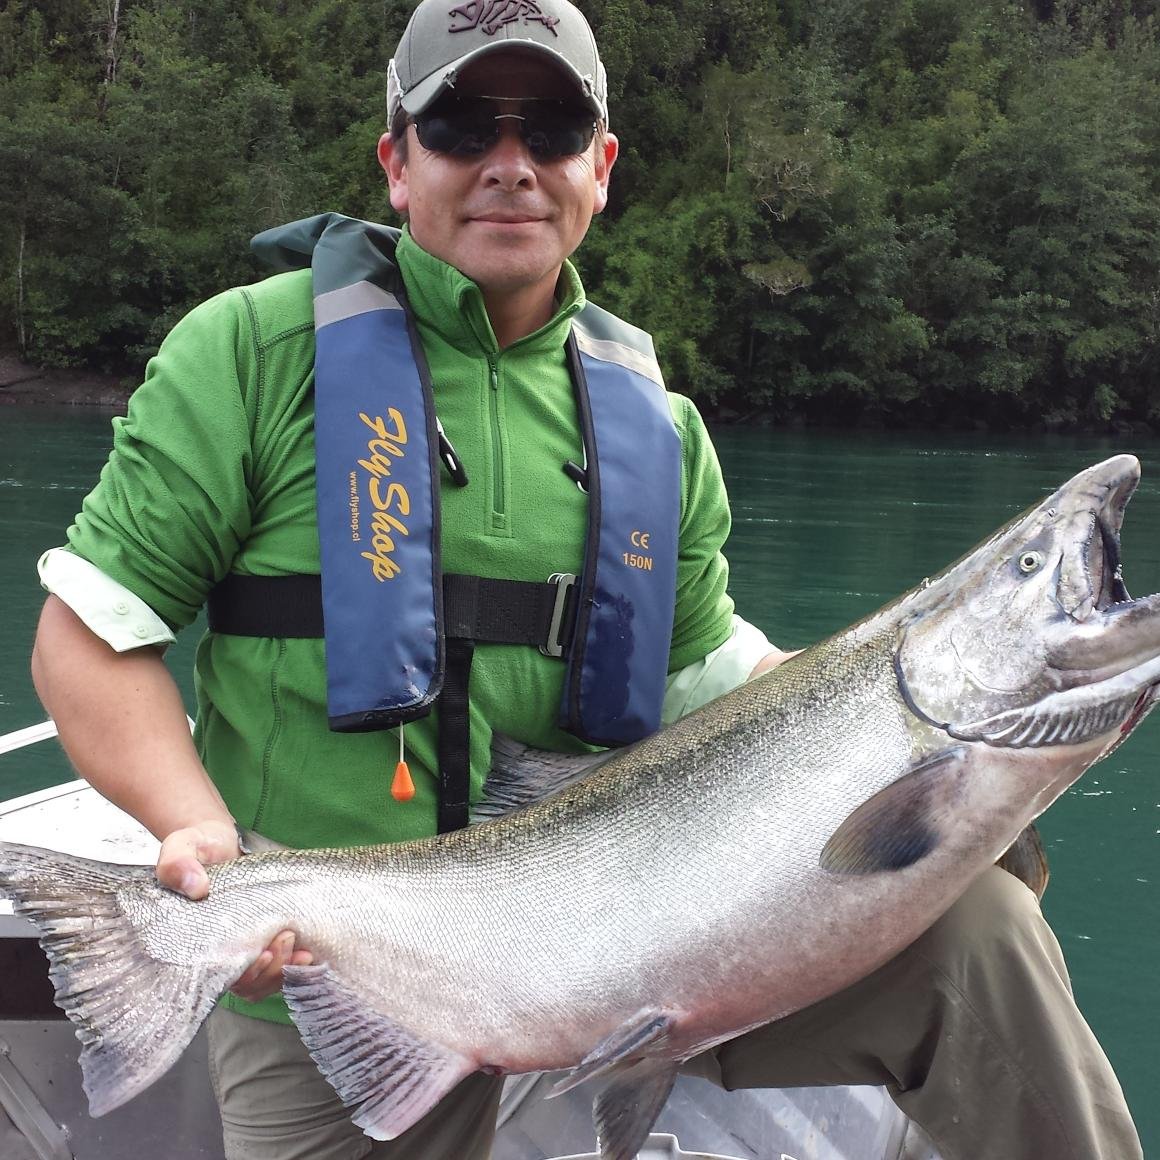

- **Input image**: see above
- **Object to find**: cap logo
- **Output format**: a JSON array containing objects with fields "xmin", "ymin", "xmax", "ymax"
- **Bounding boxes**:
[{"xmin": 448, "ymin": 1, "xmax": 560, "ymax": 37}]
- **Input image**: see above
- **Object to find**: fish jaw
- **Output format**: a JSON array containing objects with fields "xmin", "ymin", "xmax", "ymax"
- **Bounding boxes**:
[
  {"xmin": 896, "ymin": 454, "xmax": 1160, "ymax": 751},
  {"xmin": 1047, "ymin": 592, "xmax": 1160, "ymax": 679},
  {"xmin": 948, "ymin": 651, "xmax": 1160, "ymax": 750}
]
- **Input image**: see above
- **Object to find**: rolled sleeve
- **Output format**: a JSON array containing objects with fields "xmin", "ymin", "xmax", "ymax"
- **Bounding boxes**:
[
  {"xmin": 663, "ymin": 615, "xmax": 774, "ymax": 723},
  {"xmin": 38, "ymin": 548, "xmax": 176, "ymax": 651}
]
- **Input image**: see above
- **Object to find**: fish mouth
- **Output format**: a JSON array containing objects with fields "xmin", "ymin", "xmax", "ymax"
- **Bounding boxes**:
[
  {"xmin": 1050, "ymin": 456, "xmax": 1160, "ymax": 677},
  {"xmin": 1056, "ymin": 455, "xmax": 1136, "ymax": 622}
]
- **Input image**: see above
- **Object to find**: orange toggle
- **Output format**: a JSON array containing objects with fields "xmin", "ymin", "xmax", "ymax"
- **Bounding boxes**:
[{"xmin": 391, "ymin": 760, "xmax": 416, "ymax": 802}]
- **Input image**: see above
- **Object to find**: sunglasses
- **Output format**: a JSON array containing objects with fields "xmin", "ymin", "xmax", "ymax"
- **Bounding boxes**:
[{"xmin": 413, "ymin": 95, "xmax": 597, "ymax": 161}]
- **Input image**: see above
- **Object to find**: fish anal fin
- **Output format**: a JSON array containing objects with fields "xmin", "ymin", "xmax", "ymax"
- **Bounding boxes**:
[
  {"xmin": 548, "ymin": 1008, "xmax": 676, "ymax": 1097},
  {"xmin": 283, "ymin": 964, "xmax": 474, "ymax": 1140},
  {"xmin": 820, "ymin": 746, "xmax": 969, "ymax": 875},
  {"xmin": 594, "ymin": 1058, "xmax": 678, "ymax": 1160}
]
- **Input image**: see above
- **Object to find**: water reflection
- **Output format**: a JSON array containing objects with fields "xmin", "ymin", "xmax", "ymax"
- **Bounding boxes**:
[{"xmin": 1, "ymin": 411, "xmax": 1156, "ymax": 1151}]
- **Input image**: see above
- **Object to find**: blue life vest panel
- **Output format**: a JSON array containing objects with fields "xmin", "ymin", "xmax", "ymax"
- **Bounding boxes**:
[
  {"xmin": 562, "ymin": 314, "xmax": 682, "ymax": 745},
  {"xmin": 313, "ymin": 280, "xmax": 444, "ymax": 731},
  {"xmin": 251, "ymin": 214, "xmax": 681, "ymax": 746}
]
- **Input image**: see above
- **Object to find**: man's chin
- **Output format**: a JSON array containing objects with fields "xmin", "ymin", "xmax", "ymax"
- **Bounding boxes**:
[{"xmin": 460, "ymin": 255, "xmax": 563, "ymax": 298}]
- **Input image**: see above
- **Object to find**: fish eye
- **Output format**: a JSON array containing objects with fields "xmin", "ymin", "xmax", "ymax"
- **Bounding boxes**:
[{"xmin": 1017, "ymin": 550, "xmax": 1044, "ymax": 574}]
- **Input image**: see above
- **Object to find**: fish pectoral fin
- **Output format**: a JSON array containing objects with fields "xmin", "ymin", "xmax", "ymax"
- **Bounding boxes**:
[
  {"xmin": 996, "ymin": 822, "xmax": 1050, "ymax": 900},
  {"xmin": 236, "ymin": 826, "xmax": 290, "ymax": 854},
  {"xmin": 472, "ymin": 733, "xmax": 618, "ymax": 823},
  {"xmin": 283, "ymin": 964, "xmax": 474, "ymax": 1141},
  {"xmin": 819, "ymin": 746, "xmax": 970, "ymax": 874},
  {"xmin": 548, "ymin": 1008, "xmax": 677, "ymax": 1097},
  {"xmin": 593, "ymin": 1057, "xmax": 679, "ymax": 1160}
]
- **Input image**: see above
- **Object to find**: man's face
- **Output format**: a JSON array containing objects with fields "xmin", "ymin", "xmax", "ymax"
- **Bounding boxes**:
[{"xmin": 379, "ymin": 53, "xmax": 618, "ymax": 308}]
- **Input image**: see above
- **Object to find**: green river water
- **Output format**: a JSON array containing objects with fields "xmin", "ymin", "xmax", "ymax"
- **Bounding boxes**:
[{"xmin": 1, "ymin": 407, "xmax": 1157, "ymax": 1152}]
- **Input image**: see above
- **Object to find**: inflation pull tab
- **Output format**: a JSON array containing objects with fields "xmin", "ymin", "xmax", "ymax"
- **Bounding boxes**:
[
  {"xmin": 391, "ymin": 762, "xmax": 415, "ymax": 802},
  {"xmin": 437, "ymin": 418, "xmax": 469, "ymax": 487},
  {"xmin": 392, "ymin": 726, "xmax": 416, "ymax": 803}
]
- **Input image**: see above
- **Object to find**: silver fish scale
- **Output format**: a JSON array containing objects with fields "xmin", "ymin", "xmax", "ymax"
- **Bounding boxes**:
[{"xmin": 128, "ymin": 620, "xmax": 947, "ymax": 1073}]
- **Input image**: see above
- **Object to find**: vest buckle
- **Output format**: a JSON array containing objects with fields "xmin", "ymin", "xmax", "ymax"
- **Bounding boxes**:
[{"xmin": 540, "ymin": 572, "xmax": 577, "ymax": 658}]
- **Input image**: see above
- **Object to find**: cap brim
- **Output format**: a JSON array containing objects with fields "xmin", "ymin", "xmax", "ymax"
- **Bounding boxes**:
[{"xmin": 399, "ymin": 41, "xmax": 606, "ymax": 122}]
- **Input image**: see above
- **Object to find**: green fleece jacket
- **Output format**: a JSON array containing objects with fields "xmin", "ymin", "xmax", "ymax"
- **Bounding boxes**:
[{"xmin": 66, "ymin": 228, "xmax": 736, "ymax": 1020}]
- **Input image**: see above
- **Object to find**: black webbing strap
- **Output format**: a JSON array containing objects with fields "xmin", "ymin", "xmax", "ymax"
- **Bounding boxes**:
[
  {"xmin": 438, "ymin": 636, "xmax": 474, "ymax": 833},
  {"xmin": 207, "ymin": 574, "xmax": 325, "ymax": 637},
  {"xmin": 435, "ymin": 573, "xmax": 574, "ymax": 831},
  {"xmin": 206, "ymin": 573, "xmax": 575, "ymax": 646},
  {"xmin": 206, "ymin": 571, "xmax": 577, "ymax": 834},
  {"xmin": 441, "ymin": 573, "xmax": 571, "ymax": 646}
]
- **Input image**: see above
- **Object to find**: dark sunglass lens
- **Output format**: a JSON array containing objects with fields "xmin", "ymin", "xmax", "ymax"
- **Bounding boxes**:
[
  {"xmin": 415, "ymin": 102, "xmax": 497, "ymax": 156},
  {"xmin": 416, "ymin": 98, "xmax": 595, "ymax": 159},
  {"xmin": 523, "ymin": 104, "xmax": 595, "ymax": 159}
]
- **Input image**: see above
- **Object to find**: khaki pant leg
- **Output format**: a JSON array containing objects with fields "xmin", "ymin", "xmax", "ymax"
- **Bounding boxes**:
[
  {"xmin": 207, "ymin": 1006, "xmax": 502, "ymax": 1160},
  {"xmin": 685, "ymin": 867, "xmax": 1140, "ymax": 1160}
]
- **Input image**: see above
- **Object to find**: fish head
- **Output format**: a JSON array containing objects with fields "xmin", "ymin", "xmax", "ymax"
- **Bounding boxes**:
[{"xmin": 896, "ymin": 454, "xmax": 1160, "ymax": 751}]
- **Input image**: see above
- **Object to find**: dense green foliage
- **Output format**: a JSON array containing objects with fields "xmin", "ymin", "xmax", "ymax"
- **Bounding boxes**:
[{"xmin": 2, "ymin": 0, "xmax": 1159, "ymax": 427}]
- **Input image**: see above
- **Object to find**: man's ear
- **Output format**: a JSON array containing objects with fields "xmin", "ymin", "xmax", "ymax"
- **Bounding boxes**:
[
  {"xmin": 378, "ymin": 132, "xmax": 409, "ymax": 214},
  {"xmin": 592, "ymin": 131, "xmax": 618, "ymax": 215}
]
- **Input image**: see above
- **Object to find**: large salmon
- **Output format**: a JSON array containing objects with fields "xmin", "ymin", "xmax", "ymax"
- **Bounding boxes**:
[{"xmin": 2, "ymin": 454, "xmax": 1158, "ymax": 1160}]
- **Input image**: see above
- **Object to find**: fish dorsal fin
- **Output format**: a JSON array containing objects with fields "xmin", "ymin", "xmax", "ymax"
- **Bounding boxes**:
[
  {"xmin": 548, "ymin": 1008, "xmax": 676, "ymax": 1097},
  {"xmin": 819, "ymin": 747, "xmax": 969, "ymax": 874},
  {"xmin": 282, "ymin": 964, "xmax": 474, "ymax": 1140},
  {"xmin": 593, "ymin": 1057, "xmax": 679, "ymax": 1160},
  {"xmin": 471, "ymin": 734, "xmax": 618, "ymax": 822}
]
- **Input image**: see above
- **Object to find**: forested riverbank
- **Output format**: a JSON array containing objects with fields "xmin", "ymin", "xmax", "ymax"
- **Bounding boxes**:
[{"xmin": 3, "ymin": 0, "xmax": 1159, "ymax": 428}]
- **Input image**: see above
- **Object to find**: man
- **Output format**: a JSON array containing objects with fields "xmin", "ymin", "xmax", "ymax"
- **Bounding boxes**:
[{"xmin": 30, "ymin": 2, "xmax": 1139, "ymax": 1158}]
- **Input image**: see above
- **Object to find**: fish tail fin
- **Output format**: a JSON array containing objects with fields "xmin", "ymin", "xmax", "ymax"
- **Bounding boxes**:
[{"xmin": 0, "ymin": 841, "xmax": 238, "ymax": 1116}]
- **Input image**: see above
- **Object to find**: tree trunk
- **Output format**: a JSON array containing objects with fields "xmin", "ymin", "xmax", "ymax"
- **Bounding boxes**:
[
  {"xmin": 16, "ymin": 219, "xmax": 27, "ymax": 357},
  {"xmin": 97, "ymin": 0, "xmax": 121, "ymax": 119}
]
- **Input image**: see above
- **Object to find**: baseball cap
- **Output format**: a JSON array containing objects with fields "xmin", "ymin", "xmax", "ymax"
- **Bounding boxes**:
[{"xmin": 388, "ymin": 0, "xmax": 609, "ymax": 126}]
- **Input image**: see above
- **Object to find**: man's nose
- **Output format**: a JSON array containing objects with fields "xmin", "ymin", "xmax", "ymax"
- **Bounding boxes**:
[{"xmin": 480, "ymin": 121, "xmax": 538, "ymax": 188}]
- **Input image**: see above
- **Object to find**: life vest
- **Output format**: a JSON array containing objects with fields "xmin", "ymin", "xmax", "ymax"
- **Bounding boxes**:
[{"xmin": 212, "ymin": 214, "xmax": 681, "ymax": 826}]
